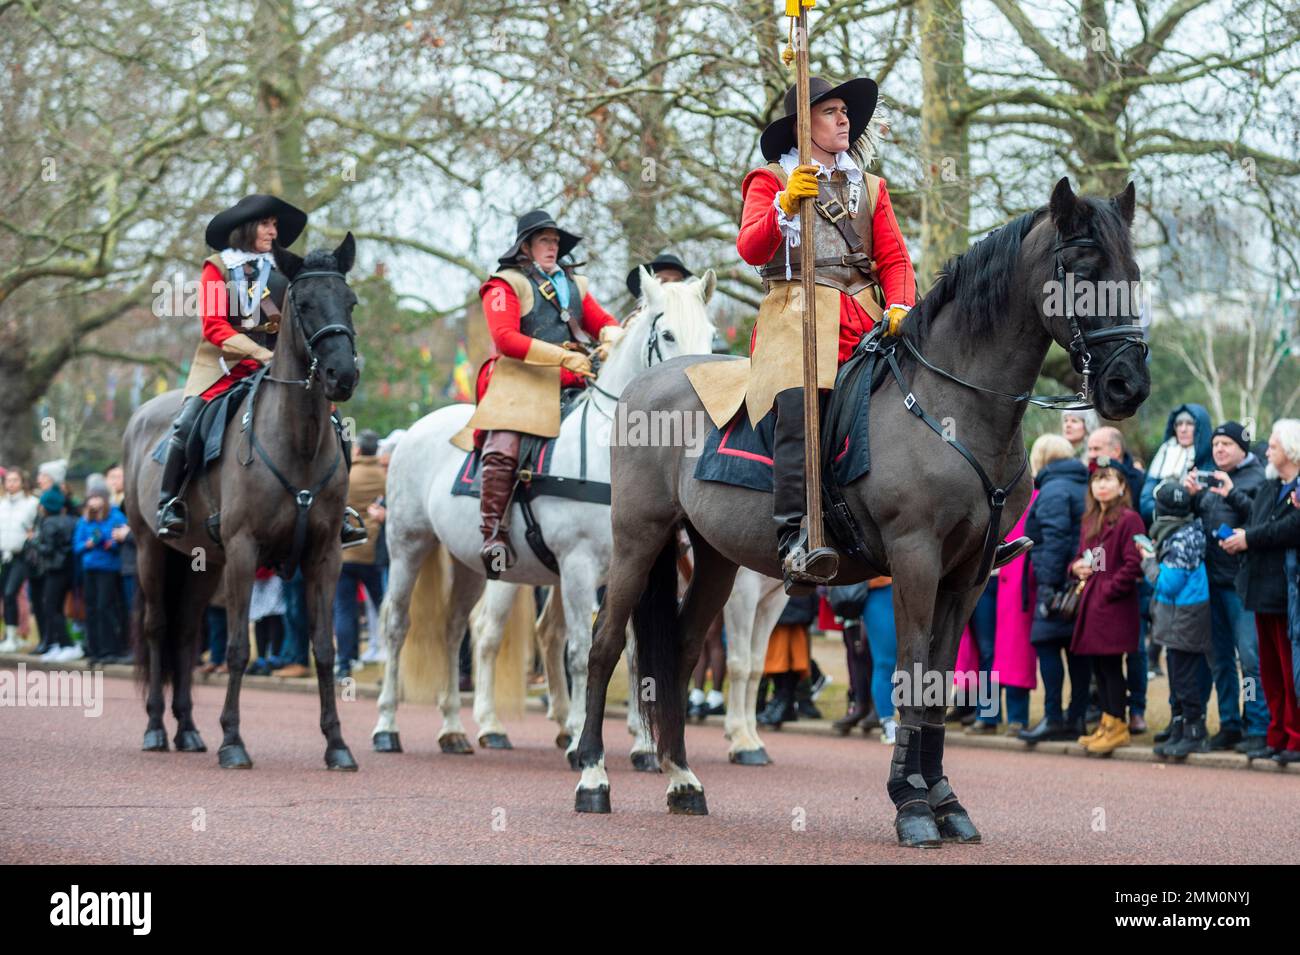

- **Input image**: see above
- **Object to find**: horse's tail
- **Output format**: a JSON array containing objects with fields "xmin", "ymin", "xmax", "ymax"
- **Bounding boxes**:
[
  {"xmin": 396, "ymin": 544, "xmax": 451, "ymax": 706},
  {"xmin": 634, "ymin": 539, "xmax": 684, "ymax": 761},
  {"xmin": 132, "ymin": 547, "xmax": 189, "ymax": 691}
]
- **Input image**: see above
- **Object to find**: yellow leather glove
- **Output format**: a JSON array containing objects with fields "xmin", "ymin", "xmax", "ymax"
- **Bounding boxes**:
[
  {"xmin": 524, "ymin": 339, "xmax": 593, "ymax": 378},
  {"xmin": 777, "ymin": 164, "xmax": 820, "ymax": 217},
  {"xmin": 884, "ymin": 303, "xmax": 911, "ymax": 337},
  {"xmin": 222, "ymin": 332, "xmax": 274, "ymax": 365}
]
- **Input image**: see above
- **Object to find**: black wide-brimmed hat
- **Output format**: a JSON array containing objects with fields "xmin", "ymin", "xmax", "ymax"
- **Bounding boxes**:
[
  {"xmin": 759, "ymin": 76, "xmax": 878, "ymax": 162},
  {"xmin": 206, "ymin": 194, "xmax": 308, "ymax": 250},
  {"xmin": 496, "ymin": 209, "xmax": 582, "ymax": 268},
  {"xmin": 625, "ymin": 252, "xmax": 694, "ymax": 298}
]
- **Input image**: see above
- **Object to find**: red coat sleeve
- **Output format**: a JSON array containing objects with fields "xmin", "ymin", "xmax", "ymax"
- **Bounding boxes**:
[
  {"xmin": 479, "ymin": 278, "xmax": 533, "ymax": 361},
  {"xmin": 737, "ymin": 169, "xmax": 783, "ymax": 266},
  {"xmin": 200, "ymin": 261, "xmax": 237, "ymax": 347},
  {"xmin": 580, "ymin": 293, "xmax": 617, "ymax": 339},
  {"xmin": 871, "ymin": 181, "xmax": 916, "ymax": 307}
]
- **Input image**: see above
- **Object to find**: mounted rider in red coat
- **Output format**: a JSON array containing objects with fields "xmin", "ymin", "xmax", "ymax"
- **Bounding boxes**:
[
  {"xmin": 155, "ymin": 194, "xmax": 366, "ymax": 547},
  {"xmin": 468, "ymin": 210, "xmax": 622, "ymax": 576}
]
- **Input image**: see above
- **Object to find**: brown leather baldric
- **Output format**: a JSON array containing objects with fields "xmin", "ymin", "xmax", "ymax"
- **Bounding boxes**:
[{"xmin": 758, "ymin": 162, "xmax": 882, "ymax": 299}]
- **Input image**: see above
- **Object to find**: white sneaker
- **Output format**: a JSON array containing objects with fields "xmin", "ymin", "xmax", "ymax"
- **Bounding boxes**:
[
  {"xmin": 57, "ymin": 645, "xmax": 85, "ymax": 662},
  {"xmin": 0, "ymin": 637, "xmax": 17, "ymax": 653},
  {"xmin": 880, "ymin": 717, "xmax": 898, "ymax": 745},
  {"xmin": 40, "ymin": 645, "xmax": 64, "ymax": 661}
]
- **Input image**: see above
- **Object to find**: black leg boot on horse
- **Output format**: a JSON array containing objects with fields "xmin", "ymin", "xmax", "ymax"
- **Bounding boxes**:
[
  {"xmin": 479, "ymin": 429, "xmax": 521, "ymax": 578},
  {"xmin": 156, "ymin": 396, "xmax": 205, "ymax": 539},
  {"xmin": 773, "ymin": 387, "xmax": 838, "ymax": 594}
]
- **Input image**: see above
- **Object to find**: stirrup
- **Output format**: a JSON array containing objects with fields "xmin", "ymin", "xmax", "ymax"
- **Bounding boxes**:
[
  {"xmin": 157, "ymin": 498, "xmax": 188, "ymax": 539},
  {"xmin": 992, "ymin": 536, "xmax": 1033, "ymax": 569},
  {"xmin": 480, "ymin": 537, "xmax": 516, "ymax": 579},
  {"xmin": 779, "ymin": 524, "xmax": 839, "ymax": 595},
  {"xmin": 340, "ymin": 506, "xmax": 368, "ymax": 549}
]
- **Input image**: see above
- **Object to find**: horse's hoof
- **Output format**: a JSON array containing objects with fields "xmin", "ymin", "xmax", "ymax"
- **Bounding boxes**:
[
  {"xmin": 555, "ymin": 732, "xmax": 572, "ymax": 750},
  {"xmin": 174, "ymin": 729, "xmax": 207, "ymax": 753},
  {"xmin": 894, "ymin": 804, "xmax": 942, "ymax": 848},
  {"xmin": 728, "ymin": 747, "xmax": 771, "ymax": 766},
  {"xmin": 566, "ymin": 749, "xmax": 580, "ymax": 771},
  {"xmin": 326, "ymin": 746, "xmax": 359, "ymax": 771},
  {"xmin": 479, "ymin": 733, "xmax": 513, "ymax": 750},
  {"xmin": 439, "ymin": 733, "xmax": 474, "ymax": 755},
  {"xmin": 218, "ymin": 743, "xmax": 253, "ymax": 769},
  {"xmin": 630, "ymin": 752, "xmax": 660, "ymax": 773},
  {"xmin": 574, "ymin": 786, "xmax": 611, "ymax": 814},
  {"xmin": 667, "ymin": 789, "xmax": 709, "ymax": 815},
  {"xmin": 142, "ymin": 728, "xmax": 169, "ymax": 752},
  {"xmin": 935, "ymin": 809, "xmax": 982, "ymax": 843},
  {"xmin": 372, "ymin": 731, "xmax": 402, "ymax": 753}
]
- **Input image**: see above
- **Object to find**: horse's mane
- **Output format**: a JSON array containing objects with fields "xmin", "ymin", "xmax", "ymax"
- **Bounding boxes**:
[{"xmin": 903, "ymin": 196, "xmax": 1134, "ymax": 344}]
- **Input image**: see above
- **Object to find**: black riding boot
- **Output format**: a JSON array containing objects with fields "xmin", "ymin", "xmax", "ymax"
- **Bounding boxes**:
[
  {"xmin": 335, "ymin": 422, "xmax": 368, "ymax": 548},
  {"xmin": 833, "ymin": 621, "xmax": 877, "ymax": 734},
  {"xmin": 772, "ymin": 388, "xmax": 837, "ymax": 594},
  {"xmin": 156, "ymin": 396, "xmax": 204, "ymax": 538}
]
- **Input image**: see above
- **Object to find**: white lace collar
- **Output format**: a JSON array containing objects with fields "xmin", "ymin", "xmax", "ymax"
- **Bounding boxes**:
[
  {"xmin": 219, "ymin": 248, "xmax": 276, "ymax": 271},
  {"xmin": 778, "ymin": 147, "xmax": 863, "ymax": 184}
]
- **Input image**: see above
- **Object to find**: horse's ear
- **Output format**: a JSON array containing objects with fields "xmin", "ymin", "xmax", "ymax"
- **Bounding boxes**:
[
  {"xmin": 272, "ymin": 242, "xmax": 303, "ymax": 280},
  {"xmin": 640, "ymin": 265, "xmax": 665, "ymax": 308},
  {"xmin": 334, "ymin": 231, "xmax": 356, "ymax": 274},
  {"xmin": 696, "ymin": 268, "xmax": 716, "ymax": 305},
  {"xmin": 1049, "ymin": 177, "xmax": 1084, "ymax": 234},
  {"xmin": 1112, "ymin": 182, "xmax": 1136, "ymax": 226}
]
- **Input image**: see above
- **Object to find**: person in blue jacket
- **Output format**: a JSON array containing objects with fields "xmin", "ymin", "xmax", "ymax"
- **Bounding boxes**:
[
  {"xmin": 1140, "ymin": 403, "xmax": 1213, "ymax": 524},
  {"xmin": 73, "ymin": 491, "xmax": 129, "ymax": 665},
  {"xmin": 1139, "ymin": 480, "xmax": 1212, "ymax": 758}
]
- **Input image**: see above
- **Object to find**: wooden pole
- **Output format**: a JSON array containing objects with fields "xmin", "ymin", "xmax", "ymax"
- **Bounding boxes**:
[{"xmin": 794, "ymin": 4, "xmax": 824, "ymax": 550}]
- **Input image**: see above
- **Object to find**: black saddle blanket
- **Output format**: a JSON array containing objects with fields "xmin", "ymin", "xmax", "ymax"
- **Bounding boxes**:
[
  {"xmin": 150, "ymin": 378, "xmax": 256, "ymax": 469},
  {"xmin": 451, "ymin": 434, "xmax": 558, "ymax": 499}
]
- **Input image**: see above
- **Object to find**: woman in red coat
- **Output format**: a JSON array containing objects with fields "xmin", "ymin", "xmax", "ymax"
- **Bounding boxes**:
[{"xmin": 1069, "ymin": 457, "xmax": 1146, "ymax": 754}]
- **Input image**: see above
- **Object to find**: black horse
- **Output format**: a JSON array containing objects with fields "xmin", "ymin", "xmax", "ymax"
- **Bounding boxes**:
[
  {"xmin": 574, "ymin": 179, "xmax": 1151, "ymax": 846},
  {"xmin": 122, "ymin": 234, "xmax": 361, "ymax": 770}
]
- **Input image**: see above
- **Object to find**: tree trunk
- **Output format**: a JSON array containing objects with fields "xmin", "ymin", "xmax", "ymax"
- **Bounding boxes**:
[
  {"xmin": 918, "ymin": 0, "xmax": 970, "ymax": 282},
  {"xmin": 254, "ymin": 0, "xmax": 308, "ymax": 235}
]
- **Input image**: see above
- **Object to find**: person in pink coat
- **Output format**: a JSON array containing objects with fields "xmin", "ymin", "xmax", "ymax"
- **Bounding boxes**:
[{"xmin": 991, "ymin": 490, "xmax": 1039, "ymax": 732}]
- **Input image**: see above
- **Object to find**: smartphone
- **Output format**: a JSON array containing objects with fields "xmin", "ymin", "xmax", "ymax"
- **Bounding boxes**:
[
  {"xmin": 1217, "ymin": 523, "xmax": 1235, "ymax": 540},
  {"xmin": 1132, "ymin": 534, "xmax": 1153, "ymax": 552},
  {"xmin": 1196, "ymin": 469, "xmax": 1222, "ymax": 488}
]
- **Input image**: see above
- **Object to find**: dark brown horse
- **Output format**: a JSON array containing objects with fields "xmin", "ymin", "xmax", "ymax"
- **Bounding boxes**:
[
  {"xmin": 122, "ymin": 234, "xmax": 361, "ymax": 770},
  {"xmin": 574, "ymin": 179, "xmax": 1151, "ymax": 846}
]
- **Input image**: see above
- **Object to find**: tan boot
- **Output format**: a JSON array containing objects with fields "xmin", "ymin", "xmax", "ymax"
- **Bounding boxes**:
[
  {"xmin": 1086, "ymin": 713, "xmax": 1131, "ymax": 755},
  {"xmin": 1077, "ymin": 713, "xmax": 1109, "ymax": 746}
]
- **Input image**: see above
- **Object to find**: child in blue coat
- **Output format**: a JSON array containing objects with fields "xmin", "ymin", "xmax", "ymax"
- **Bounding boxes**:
[
  {"xmin": 73, "ymin": 492, "xmax": 128, "ymax": 664},
  {"xmin": 1139, "ymin": 481, "xmax": 1211, "ymax": 758}
]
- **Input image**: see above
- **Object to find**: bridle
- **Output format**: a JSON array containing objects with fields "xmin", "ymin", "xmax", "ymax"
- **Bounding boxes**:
[
  {"xmin": 895, "ymin": 228, "xmax": 1149, "ymax": 411},
  {"xmin": 585, "ymin": 308, "xmax": 668, "ymax": 406},
  {"xmin": 1051, "ymin": 234, "xmax": 1148, "ymax": 405},
  {"xmin": 262, "ymin": 269, "xmax": 358, "ymax": 390}
]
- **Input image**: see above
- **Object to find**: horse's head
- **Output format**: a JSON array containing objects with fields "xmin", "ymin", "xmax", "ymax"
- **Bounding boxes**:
[
  {"xmin": 272, "ymin": 232, "xmax": 360, "ymax": 402},
  {"xmin": 633, "ymin": 265, "xmax": 719, "ymax": 365},
  {"xmin": 1030, "ymin": 178, "xmax": 1150, "ymax": 420}
]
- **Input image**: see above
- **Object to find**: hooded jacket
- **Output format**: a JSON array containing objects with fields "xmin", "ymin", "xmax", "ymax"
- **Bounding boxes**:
[
  {"xmin": 1139, "ymin": 403, "xmax": 1213, "ymax": 524},
  {"xmin": 1140, "ymin": 518, "xmax": 1211, "ymax": 653}
]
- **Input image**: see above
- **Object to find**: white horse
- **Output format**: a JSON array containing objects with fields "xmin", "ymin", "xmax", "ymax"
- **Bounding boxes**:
[
  {"xmin": 719, "ymin": 567, "xmax": 788, "ymax": 765},
  {"xmin": 372, "ymin": 268, "xmax": 718, "ymax": 760}
]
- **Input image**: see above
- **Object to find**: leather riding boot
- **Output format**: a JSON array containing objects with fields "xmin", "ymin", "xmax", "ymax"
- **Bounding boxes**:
[
  {"xmin": 772, "ymin": 388, "xmax": 837, "ymax": 593},
  {"xmin": 341, "ymin": 506, "xmax": 368, "ymax": 548},
  {"xmin": 478, "ymin": 430, "xmax": 521, "ymax": 578},
  {"xmin": 993, "ymin": 537, "xmax": 1034, "ymax": 569},
  {"xmin": 157, "ymin": 396, "xmax": 204, "ymax": 538}
]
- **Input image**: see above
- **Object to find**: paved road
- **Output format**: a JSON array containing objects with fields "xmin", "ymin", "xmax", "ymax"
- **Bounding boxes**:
[{"xmin": 2, "ymin": 675, "xmax": 1293, "ymax": 864}]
